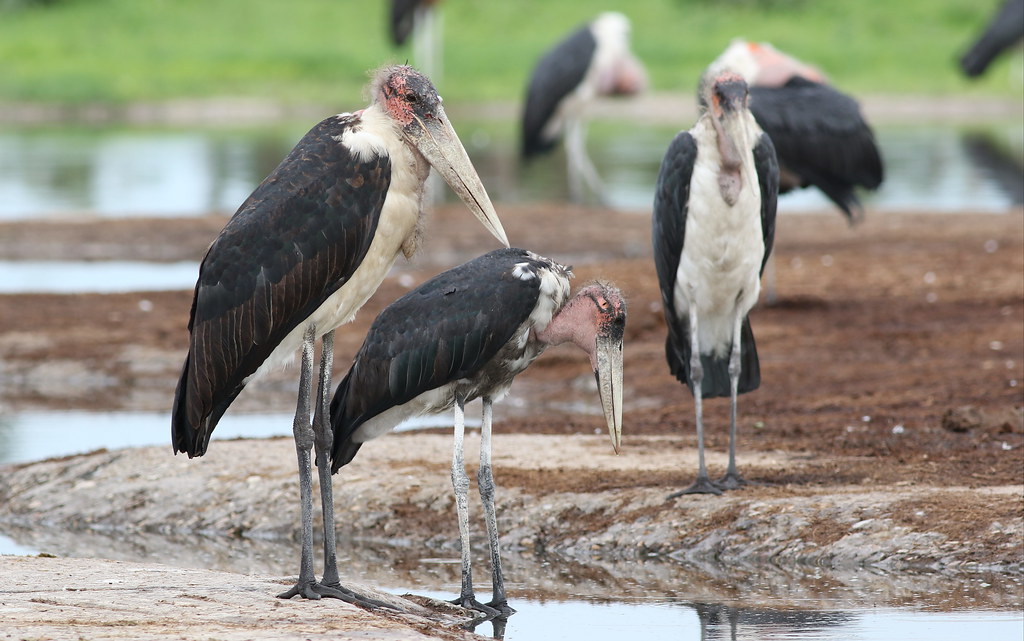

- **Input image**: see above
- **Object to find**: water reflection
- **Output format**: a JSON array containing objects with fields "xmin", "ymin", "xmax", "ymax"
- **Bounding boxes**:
[
  {"xmin": 0, "ymin": 123, "xmax": 1020, "ymax": 219},
  {"xmin": 0, "ymin": 523, "xmax": 1019, "ymax": 641}
]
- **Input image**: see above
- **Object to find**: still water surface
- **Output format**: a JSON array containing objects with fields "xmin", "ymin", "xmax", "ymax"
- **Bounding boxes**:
[{"xmin": 0, "ymin": 122, "xmax": 1021, "ymax": 219}]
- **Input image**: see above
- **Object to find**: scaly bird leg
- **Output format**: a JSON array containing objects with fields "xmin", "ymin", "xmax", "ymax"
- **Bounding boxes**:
[
  {"xmin": 718, "ymin": 314, "xmax": 749, "ymax": 491},
  {"xmin": 670, "ymin": 305, "xmax": 722, "ymax": 497},
  {"xmin": 478, "ymin": 398, "xmax": 514, "ymax": 617},
  {"xmin": 311, "ymin": 330, "xmax": 397, "ymax": 609},
  {"xmin": 450, "ymin": 395, "xmax": 500, "ymax": 617},
  {"xmin": 278, "ymin": 324, "xmax": 320, "ymax": 599}
]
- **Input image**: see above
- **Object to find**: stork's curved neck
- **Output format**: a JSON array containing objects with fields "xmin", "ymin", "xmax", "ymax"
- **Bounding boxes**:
[{"xmin": 536, "ymin": 294, "xmax": 593, "ymax": 348}]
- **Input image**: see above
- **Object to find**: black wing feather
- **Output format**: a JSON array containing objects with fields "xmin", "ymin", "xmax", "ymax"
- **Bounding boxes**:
[
  {"xmin": 652, "ymin": 132, "xmax": 697, "ymax": 390},
  {"xmin": 521, "ymin": 23, "xmax": 597, "ymax": 158},
  {"xmin": 330, "ymin": 248, "xmax": 547, "ymax": 471},
  {"xmin": 749, "ymin": 78, "xmax": 883, "ymax": 221},
  {"xmin": 172, "ymin": 115, "xmax": 391, "ymax": 457},
  {"xmin": 753, "ymin": 132, "xmax": 779, "ymax": 276}
]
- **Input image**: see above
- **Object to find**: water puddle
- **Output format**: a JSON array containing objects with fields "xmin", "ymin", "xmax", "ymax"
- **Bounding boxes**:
[
  {"xmin": 0, "ymin": 410, "xmax": 476, "ymax": 465},
  {"xmin": 0, "ymin": 259, "xmax": 198, "ymax": 294},
  {"xmin": 0, "ymin": 525, "xmax": 1019, "ymax": 640},
  {"xmin": 0, "ymin": 123, "xmax": 1020, "ymax": 220}
]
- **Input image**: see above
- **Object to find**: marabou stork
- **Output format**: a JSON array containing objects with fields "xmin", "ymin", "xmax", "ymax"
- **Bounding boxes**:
[
  {"xmin": 390, "ymin": 0, "xmax": 443, "ymax": 87},
  {"xmin": 705, "ymin": 39, "xmax": 883, "ymax": 223},
  {"xmin": 653, "ymin": 71, "xmax": 778, "ymax": 495},
  {"xmin": 171, "ymin": 65, "xmax": 509, "ymax": 606},
  {"xmin": 329, "ymin": 248, "xmax": 625, "ymax": 616},
  {"xmin": 521, "ymin": 12, "xmax": 647, "ymax": 204},
  {"xmin": 960, "ymin": 0, "xmax": 1024, "ymax": 78}
]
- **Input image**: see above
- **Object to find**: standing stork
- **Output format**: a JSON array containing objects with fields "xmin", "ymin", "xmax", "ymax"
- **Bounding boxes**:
[
  {"xmin": 521, "ymin": 12, "xmax": 647, "ymax": 204},
  {"xmin": 389, "ymin": 0, "xmax": 444, "ymax": 87},
  {"xmin": 653, "ymin": 71, "xmax": 778, "ymax": 495},
  {"xmin": 705, "ymin": 39, "xmax": 883, "ymax": 224},
  {"xmin": 171, "ymin": 65, "xmax": 509, "ymax": 606},
  {"xmin": 330, "ymin": 248, "xmax": 625, "ymax": 616},
  {"xmin": 960, "ymin": 0, "xmax": 1024, "ymax": 78}
]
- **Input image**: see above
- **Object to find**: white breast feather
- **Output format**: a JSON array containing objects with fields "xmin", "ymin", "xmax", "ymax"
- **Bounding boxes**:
[{"xmin": 674, "ymin": 116, "xmax": 765, "ymax": 357}]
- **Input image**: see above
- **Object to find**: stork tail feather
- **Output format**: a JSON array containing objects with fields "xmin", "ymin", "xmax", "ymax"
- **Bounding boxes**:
[{"xmin": 666, "ymin": 318, "xmax": 761, "ymax": 398}]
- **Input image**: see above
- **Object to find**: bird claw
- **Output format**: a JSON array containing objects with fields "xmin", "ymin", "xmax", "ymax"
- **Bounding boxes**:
[
  {"xmin": 450, "ymin": 595, "xmax": 503, "ymax": 618},
  {"xmin": 668, "ymin": 476, "xmax": 723, "ymax": 498},
  {"xmin": 486, "ymin": 598, "xmax": 516, "ymax": 618},
  {"xmin": 277, "ymin": 580, "xmax": 322, "ymax": 600},
  {"xmin": 277, "ymin": 580, "xmax": 400, "ymax": 611},
  {"xmin": 716, "ymin": 472, "xmax": 749, "ymax": 490}
]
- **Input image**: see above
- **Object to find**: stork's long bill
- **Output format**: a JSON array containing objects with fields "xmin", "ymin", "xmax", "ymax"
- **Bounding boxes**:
[
  {"xmin": 595, "ymin": 327, "xmax": 624, "ymax": 454},
  {"xmin": 374, "ymin": 66, "xmax": 506, "ymax": 248},
  {"xmin": 405, "ymin": 110, "xmax": 508, "ymax": 247},
  {"xmin": 587, "ymin": 284, "xmax": 626, "ymax": 454}
]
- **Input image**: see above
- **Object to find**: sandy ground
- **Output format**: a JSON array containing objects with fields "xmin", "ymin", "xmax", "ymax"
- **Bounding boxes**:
[{"xmin": 1, "ymin": 204, "xmax": 1023, "ymax": 638}]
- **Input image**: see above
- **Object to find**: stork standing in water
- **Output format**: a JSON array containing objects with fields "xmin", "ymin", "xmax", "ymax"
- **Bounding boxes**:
[
  {"xmin": 171, "ymin": 65, "xmax": 508, "ymax": 605},
  {"xmin": 521, "ymin": 12, "xmax": 647, "ymax": 204},
  {"xmin": 330, "ymin": 248, "xmax": 625, "ymax": 616},
  {"xmin": 705, "ymin": 39, "xmax": 882, "ymax": 224},
  {"xmin": 653, "ymin": 72, "xmax": 778, "ymax": 495}
]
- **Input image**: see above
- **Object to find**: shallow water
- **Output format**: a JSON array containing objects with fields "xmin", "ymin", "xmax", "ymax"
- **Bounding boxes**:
[
  {"xmin": 0, "ymin": 409, "xmax": 475, "ymax": 465},
  {"xmin": 0, "ymin": 525, "xmax": 1019, "ymax": 641},
  {"xmin": 0, "ymin": 123, "xmax": 1020, "ymax": 220}
]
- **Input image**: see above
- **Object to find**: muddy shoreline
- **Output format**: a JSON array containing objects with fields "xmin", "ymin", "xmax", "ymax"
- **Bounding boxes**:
[{"xmin": 1, "ymin": 207, "xmax": 1023, "ymax": 638}]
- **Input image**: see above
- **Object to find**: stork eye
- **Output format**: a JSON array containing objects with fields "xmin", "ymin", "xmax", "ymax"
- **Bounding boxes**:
[
  {"xmin": 596, "ymin": 296, "xmax": 610, "ymax": 310},
  {"xmin": 404, "ymin": 93, "xmax": 419, "ymax": 103}
]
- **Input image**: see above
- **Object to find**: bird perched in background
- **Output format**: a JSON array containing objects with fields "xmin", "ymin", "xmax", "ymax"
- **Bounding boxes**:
[
  {"xmin": 521, "ymin": 12, "xmax": 647, "ymax": 204},
  {"xmin": 171, "ymin": 65, "xmax": 508, "ymax": 607},
  {"xmin": 330, "ymin": 248, "xmax": 625, "ymax": 616},
  {"xmin": 960, "ymin": 0, "xmax": 1024, "ymax": 78},
  {"xmin": 653, "ymin": 71, "xmax": 778, "ymax": 495},
  {"xmin": 705, "ymin": 39, "xmax": 883, "ymax": 224}
]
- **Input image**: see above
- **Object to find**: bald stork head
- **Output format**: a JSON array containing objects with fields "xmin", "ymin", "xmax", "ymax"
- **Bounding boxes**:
[
  {"xmin": 703, "ymin": 71, "xmax": 750, "ymax": 120},
  {"xmin": 552, "ymin": 281, "xmax": 626, "ymax": 453},
  {"xmin": 373, "ymin": 65, "xmax": 509, "ymax": 248}
]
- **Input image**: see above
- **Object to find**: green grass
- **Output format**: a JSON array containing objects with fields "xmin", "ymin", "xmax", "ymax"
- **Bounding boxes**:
[{"xmin": 0, "ymin": 0, "xmax": 1019, "ymax": 106}]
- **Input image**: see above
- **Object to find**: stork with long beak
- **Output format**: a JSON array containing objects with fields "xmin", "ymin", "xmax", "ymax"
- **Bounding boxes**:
[
  {"xmin": 653, "ymin": 72, "xmax": 778, "ymax": 495},
  {"xmin": 330, "ymin": 248, "xmax": 625, "ymax": 617},
  {"xmin": 171, "ymin": 65, "xmax": 508, "ymax": 605}
]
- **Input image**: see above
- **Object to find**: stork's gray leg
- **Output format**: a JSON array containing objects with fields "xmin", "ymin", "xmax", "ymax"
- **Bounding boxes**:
[
  {"xmin": 670, "ymin": 306, "xmax": 722, "ymax": 497},
  {"xmin": 763, "ymin": 253, "xmax": 778, "ymax": 305},
  {"xmin": 310, "ymin": 331, "xmax": 397, "ymax": 609},
  {"xmin": 718, "ymin": 313, "xmax": 749, "ymax": 491},
  {"xmin": 450, "ymin": 395, "xmax": 500, "ymax": 617},
  {"xmin": 478, "ymin": 398, "xmax": 515, "ymax": 617},
  {"xmin": 277, "ymin": 325, "xmax": 321, "ymax": 600},
  {"xmin": 565, "ymin": 118, "xmax": 607, "ymax": 206}
]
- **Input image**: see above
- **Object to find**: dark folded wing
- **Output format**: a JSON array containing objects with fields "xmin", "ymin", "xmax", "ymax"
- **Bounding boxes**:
[
  {"xmin": 521, "ymin": 23, "xmax": 596, "ymax": 158},
  {"xmin": 172, "ymin": 115, "xmax": 391, "ymax": 457},
  {"xmin": 331, "ymin": 248, "xmax": 545, "ymax": 469}
]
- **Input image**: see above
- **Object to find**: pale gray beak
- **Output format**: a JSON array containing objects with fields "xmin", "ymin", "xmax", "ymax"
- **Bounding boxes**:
[
  {"xmin": 594, "ymin": 332, "xmax": 624, "ymax": 454},
  {"xmin": 405, "ymin": 107, "xmax": 509, "ymax": 248}
]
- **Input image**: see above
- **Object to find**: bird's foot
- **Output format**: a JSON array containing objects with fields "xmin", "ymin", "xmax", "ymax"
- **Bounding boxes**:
[
  {"xmin": 317, "ymin": 580, "xmax": 403, "ymax": 610},
  {"xmin": 277, "ymin": 580, "xmax": 399, "ymax": 610},
  {"xmin": 668, "ymin": 476, "xmax": 723, "ymax": 498},
  {"xmin": 277, "ymin": 579, "xmax": 322, "ymax": 600},
  {"xmin": 450, "ymin": 594, "xmax": 503, "ymax": 618},
  {"xmin": 715, "ymin": 471, "xmax": 749, "ymax": 491},
  {"xmin": 485, "ymin": 597, "xmax": 516, "ymax": 618}
]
